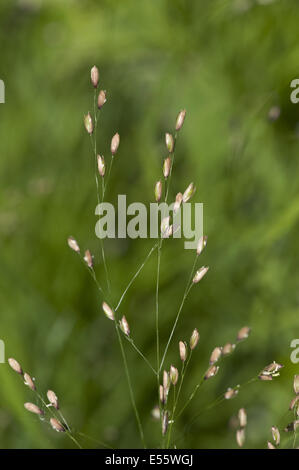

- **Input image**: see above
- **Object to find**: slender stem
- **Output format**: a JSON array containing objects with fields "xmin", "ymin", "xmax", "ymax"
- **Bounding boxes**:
[
  {"xmin": 36, "ymin": 391, "xmax": 82, "ymax": 449},
  {"xmin": 155, "ymin": 238, "xmax": 163, "ymax": 440},
  {"xmin": 103, "ymin": 154, "xmax": 114, "ymax": 199},
  {"xmin": 160, "ymin": 254, "xmax": 198, "ymax": 372},
  {"xmin": 77, "ymin": 431, "xmax": 113, "ymax": 449},
  {"xmin": 122, "ymin": 330, "xmax": 157, "ymax": 375},
  {"xmin": 115, "ymin": 242, "xmax": 159, "ymax": 312},
  {"xmin": 92, "ymin": 90, "xmax": 111, "ymax": 293},
  {"xmin": 114, "ymin": 321, "xmax": 146, "ymax": 448}
]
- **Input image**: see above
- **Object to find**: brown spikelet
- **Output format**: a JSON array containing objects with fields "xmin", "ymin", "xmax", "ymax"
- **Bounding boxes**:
[
  {"xmin": 8, "ymin": 358, "xmax": 23, "ymax": 375},
  {"xmin": 236, "ymin": 428, "xmax": 245, "ymax": 447},
  {"xmin": 111, "ymin": 133, "xmax": 120, "ymax": 155},
  {"xmin": 91, "ymin": 66, "xmax": 99, "ymax": 88},
  {"xmin": 24, "ymin": 373, "xmax": 36, "ymax": 391},
  {"xmin": 50, "ymin": 417, "xmax": 66, "ymax": 433},
  {"xmin": 190, "ymin": 328, "xmax": 200, "ymax": 350},
  {"xmin": 47, "ymin": 390, "xmax": 59, "ymax": 410},
  {"xmin": 24, "ymin": 402, "xmax": 44, "ymax": 416},
  {"xmin": 209, "ymin": 347, "xmax": 222, "ymax": 365},
  {"xmin": 67, "ymin": 236, "xmax": 80, "ymax": 253},
  {"xmin": 97, "ymin": 90, "xmax": 106, "ymax": 109},
  {"xmin": 84, "ymin": 249, "xmax": 93, "ymax": 268},
  {"xmin": 237, "ymin": 326, "xmax": 251, "ymax": 342}
]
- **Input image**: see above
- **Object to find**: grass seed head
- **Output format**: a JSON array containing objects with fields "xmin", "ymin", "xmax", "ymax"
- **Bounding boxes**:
[
  {"xmin": 50, "ymin": 418, "xmax": 66, "ymax": 433},
  {"xmin": 174, "ymin": 192, "xmax": 183, "ymax": 213},
  {"xmin": 102, "ymin": 302, "xmax": 115, "ymax": 321},
  {"xmin": 24, "ymin": 373, "xmax": 36, "ymax": 391},
  {"xmin": 67, "ymin": 236, "xmax": 80, "ymax": 253},
  {"xmin": 24, "ymin": 402, "xmax": 44, "ymax": 416},
  {"xmin": 155, "ymin": 180, "xmax": 162, "ymax": 202},
  {"xmin": 97, "ymin": 154, "xmax": 105, "ymax": 177},
  {"xmin": 111, "ymin": 132, "xmax": 120, "ymax": 155},
  {"xmin": 196, "ymin": 235, "xmax": 207, "ymax": 256},
  {"xmin": 97, "ymin": 90, "xmax": 107, "ymax": 109},
  {"xmin": 163, "ymin": 157, "xmax": 172, "ymax": 179},
  {"xmin": 236, "ymin": 428, "xmax": 245, "ymax": 447},
  {"xmin": 84, "ymin": 112, "xmax": 93, "ymax": 135},
  {"xmin": 225, "ymin": 387, "xmax": 238, "ymax": 400},
  {"xmin": 289, "ymin": 395, "xmax": 299, "ymax": 411},
  {"xmin": 182, "ymin": 182, "xmax": 196, "ymax": 203},
  {"xmin": 151, "ymin": 406, "xmax": 160, "ymax": 421},
  {"xmin": 170, "ymin": 365, "xmax": 179, "ymax": 385},
  {"xmin": 163, "ymin": 370, "xmax": 170, "ymax": 399},
  {"xmin": 159, "ymin": 385, "xmax": 164, "ymax": 404},
  {"xmin": 271, "ymin": 426, "xmax": 280, "ymax": 446},
  {"xmin": 192, "ymin": 266, "xmax": 209, "ymax": 284},
  {"xmin": 47, "ymin": 390, "xmax": 59, "ymax": 409},
  {"xmin": 91, "ymin": 65, "xmax": 99, "ymax": 88},
  {"xmin": 179, "ymin": 341, "xmax": 187, "ymax": 362},
  {"xmin": 165, "ymin": 133, "xmax": 174, "ymax": 153},
  {"xmin": 294, "ymin": 375, "xmax": 299, "ymax": 395},
  {"xmin": 161, "ymin": 216, "xmax": 173, "ymax": 238},
  {"xmin": 204, "ymin": 365, "xmax": 219, "ymax": 380},
  {"xmin": 209, "ymin": 346, "xmax": 223, "ymax": 365},
  {"xmin": 222, "ymin": 343, "xmax": 236, "ymax": 356},
  {"xmin": 267, "ymin": 441, "xmax": 276, "ymax": 449},
  {"xmin": 190, "ymin": 328, "xmax": 200, "ymax": 350},
  {"xmin": 237, "ymin": 326, "xmax": 251, "ymax": 342},
  {"xmin": 8, "ymin": 358, "xmax": 23, "ymax": 375},
  {"xmin": 238, "ymin": 408, "xmax": 247, "ymax": 428},
  {"xmin": 162, "ymin": 411, "xmax": 169, "ymax": 436},
  {"xmin": 175, "ymin": 109, "xmax": 186, "ymax": 131},
  {"xmin": 84, "ymin": 249, "xmax": 93, "ymax": 268},
  {"xmin": 120, "ymin": 316, "xmax": 130, "ymax": 336}
]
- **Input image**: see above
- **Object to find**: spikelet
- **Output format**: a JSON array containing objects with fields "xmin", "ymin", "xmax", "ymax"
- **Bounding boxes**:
[
  {"xmin": 192, "ymin": 266, "xmax": 209, "ymax": 283},
  {"xmin": 50, "ymin": 417, "xmax": 66, "ymax": 433},
  {"xmin": 84, "ymin": 112, "xmax": 93, "ymax": 135},
  {"xmin": 267, "ymin": 441, "xmax": 276, "ymax": 449},
  {"xmin": 175, "ymin": 110, "xmax": 186, "ymax": 131},
  {"xmin": 155, "ymin": 181, "xmax": 162, "ymax": 202},
  {"xmin": 111, "ymin": 133, "xmax": 120, "ymax": 155},
  {"xmin": 102, "ymin": 302, "xmax": 115, "ymax": 321},
  {"xmin": 47, "ymin": 390, "xmax": 59, "ymax": 409},
  {"xmin": 271, "ymin": 426, "xmax": 280, "ymax": 446},
  {"xmin": 165, "ymin": 133, "xmax": 174, "ymax": 153},
  {"xmin": 163, "ymin": 157, "xmax": 172, "ymax": 179},
  {"xmin": 238, "ymin": 408, "xmax": 247, "ymax": 428},
  {"xmin": 67, "ymin": 236, "xmax": 80, "ymax": 253},
  {"xmin": 222, "ymin": 343, "xmax": 236, "ymax": 356},
  {"xmin": 162, "ymin": 411, "xmax": 169, "ymax": 436},
  {"xmin": 236, "ymin": 428, "xmax": 245, "ymax": 447},
  {"xmin": 84, "ymin": 249, "xmax": 93, "ymax": 268},
  {"xmin": 182, "ymin": 182, "xmax": 196, "ymax": 203},
  {"xmin": 8, "ymin": 358, "xmax": 23, "ymax": 375},
  {"xmin": 209, "ymin": 347, "xmax": 222, "ymax": 365},
  {"xmin": 119, "ymin": 316, "xmax": 130, "ymax": 336},
  {"xmin": 24, "ymin": 373, "xmax": 36, "ymax": 391},
  {"xmin": 97, "ymin": 90, "xmax": 106, "ymax": 109},
  {"xmin": 169, "ymin": 365, "xmax": 178, "ymax": 385},
  {"xmin": 179, "ymin": 341, "xmax": 187, "ymax": 362},
  {"xmin": 91, "ymin": 66, "xmax": 99, "ymax": 88},
  {"xmin": 224, "ymin": 387, "xmax": 238, "ymax": 400},
  {"xmin": 24, "ymin": 402, "xmax": 44, "ymax": 416},
  {"xmin": 190, "ymin": 329, "xmax": 200, "ymax": 350},
  {"xmin": 196, "ymin": 236, "xmax": 207, "ymax": 256},
  {"xmin": 237, "ymin": 326, "xmax": 251, "ymax": 342},
  {"xmin": 97, "ymin": 155, "xmax": 105, "ymax": 177},
  {"xmin": 294, "ymin": 375, "xmax": 299, "ymax": 395},
  {"xmin": 204, "ymin": 365, "xmax": 219, "ymax": 380},
  {"xmin": 173, "ymin": 192, "xmax": 183, "ymax": 213}
]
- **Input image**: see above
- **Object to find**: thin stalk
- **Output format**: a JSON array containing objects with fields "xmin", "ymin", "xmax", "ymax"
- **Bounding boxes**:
[
  {"xmin": 92, "ymin": 90, "xmax": 110, "ymax": 293},
  {"xmin": 115, "ymin": 242, "xmax": 159, "ymax": 311},
  {"xmin": 166, "ymin": 353, "xmax": 192, "ymax": 448},
  {"xmin": 160, "ymin": 253, "xmax": 198, "ymax": 372},
  {"xmin": 122, "ymin": 329, "xmax": 157, "ymax": 375},
  {"xmin": 77, "ymin": 431, "xmax": 113, "ymax": 449},
  {"xmin": 114, "ymin": 321, "xmax": 146, "ymax": 448}
]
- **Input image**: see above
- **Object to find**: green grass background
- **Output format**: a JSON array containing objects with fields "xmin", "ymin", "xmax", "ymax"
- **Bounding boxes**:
[{"xmin": 0, "ymin": 0, "xmax": 299, "ymax": 448}]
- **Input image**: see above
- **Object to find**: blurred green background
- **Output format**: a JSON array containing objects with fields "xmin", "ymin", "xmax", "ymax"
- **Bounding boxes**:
[{"xmin": 0, "ymin": 0, "xmax": 299, "ymax": 449}]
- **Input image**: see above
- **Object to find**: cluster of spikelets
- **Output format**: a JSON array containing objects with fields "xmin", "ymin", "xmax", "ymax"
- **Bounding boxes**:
[
  {"xmin": 267, "ymin": 375, "xmax": 299, "ymax": 449},
  {"xmin": 8, "ymin": 358, "xmax": 66, "ymax": 434}
]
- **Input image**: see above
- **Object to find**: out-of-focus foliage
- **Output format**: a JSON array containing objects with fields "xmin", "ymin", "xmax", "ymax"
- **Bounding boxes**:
[{"xmin": 0, "ymin": 0, "xmax": 299, "ymax": 448}]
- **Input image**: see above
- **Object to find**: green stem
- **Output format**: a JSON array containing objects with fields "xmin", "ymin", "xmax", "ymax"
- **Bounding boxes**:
[{"xmin": 114, "ymin": 321, "xmax": 146, "ymax": 448}]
